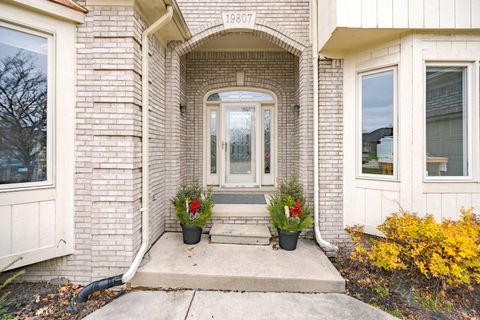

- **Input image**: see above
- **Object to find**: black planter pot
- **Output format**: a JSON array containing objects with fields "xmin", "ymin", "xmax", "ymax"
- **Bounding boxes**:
[
  {"xmin": 181, "ymin": 224, "xmax": 202, "ymax": 245},
  {"xmin": 277, "ymin": 228, "xmax": 301, "ymax": 251}
]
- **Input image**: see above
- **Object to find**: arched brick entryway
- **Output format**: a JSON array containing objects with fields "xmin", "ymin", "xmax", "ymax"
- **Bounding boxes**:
[
  {"xmin": 176, "ymin": 19, "xmax": 307, "ymax": 56},
  {"xmin": 164, "ymin": 20, "xmax": 315, "ymax": 231}
]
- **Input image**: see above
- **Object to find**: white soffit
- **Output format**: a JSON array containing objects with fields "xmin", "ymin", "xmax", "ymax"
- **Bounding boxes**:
[{"xmin": 320, "ymin": 28, "xmax": 407, "ymax": 57}]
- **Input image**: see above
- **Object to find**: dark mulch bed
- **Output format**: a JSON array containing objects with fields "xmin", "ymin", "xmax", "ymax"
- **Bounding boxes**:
[
  {"xmin": 0, "ymin": 281, "xmax": 123, "ymax": 319},
  {"xmin": 331, "ymin": 249, "xmax": 479, "ymax": 320}
]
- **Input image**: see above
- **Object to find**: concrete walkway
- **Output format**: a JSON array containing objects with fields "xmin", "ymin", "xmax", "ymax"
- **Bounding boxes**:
[
  {"xmin": 84, "ymin": 290, "xmax": 399, "ymax": 320},
  {"xmin": 131, "ymin": 233, "xmax": 344, "ymax": 293}
]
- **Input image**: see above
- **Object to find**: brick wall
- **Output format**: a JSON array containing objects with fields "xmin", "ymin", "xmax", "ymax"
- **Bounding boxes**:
[
  {"xmin": 176, "ymin": 0, "xmax": 310, "ymax": 43},
  {"xmin": 318, "ymin": 59, "xmax": 349, "ymax": 245},
  {"xmin": 148, "ymin": 24, "xmax": 169, "ymax": 245}
]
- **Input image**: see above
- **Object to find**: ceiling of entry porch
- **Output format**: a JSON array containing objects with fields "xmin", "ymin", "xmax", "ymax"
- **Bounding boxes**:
[{"xmin": 194, "ymin": 33, "xmax": 284, "ymax": 52}]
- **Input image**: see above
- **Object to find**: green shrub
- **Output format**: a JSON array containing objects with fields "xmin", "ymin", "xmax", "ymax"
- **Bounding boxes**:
[
  {"xmin": 347, "ymin": 208, "xmax": 480, "ymax": 287},
  {"xmin": 268, "ymin": 178, "xmax": 313, "ymax": 232},
  {"xmin": 170, "ymin": 180, "xmax": 213, "ymax": 228}
]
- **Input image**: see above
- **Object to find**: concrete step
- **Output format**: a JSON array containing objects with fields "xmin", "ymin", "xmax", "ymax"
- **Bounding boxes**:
[
  {"xmin": 210, "ymin": 223, "xmax": 271, "ymax": 245},
  {"xmin": 131, "ymin": 233, "xmax": 345, "ymax": 293},
  {"xmin": 212, "ymin": 204, "xmax": 269, "ymax": 218}
]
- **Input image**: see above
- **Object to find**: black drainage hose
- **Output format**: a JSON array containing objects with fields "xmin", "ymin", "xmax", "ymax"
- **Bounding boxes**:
[{"xmin": 74, "ymin": 274, "xmax": 124, "ymax": 304}]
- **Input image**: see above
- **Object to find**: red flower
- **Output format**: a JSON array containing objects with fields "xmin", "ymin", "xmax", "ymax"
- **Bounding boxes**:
[
  {"xmin": 189, "ymin": 198, "xmax": 201, "ymax": 214},
  {"xmin": 289, "ymin": 199, "xmax": 302, "ymax": 218}
]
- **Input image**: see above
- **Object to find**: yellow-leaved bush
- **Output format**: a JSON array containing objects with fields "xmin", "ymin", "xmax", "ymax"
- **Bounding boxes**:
[{"xmin": 347, "ymin": 208, "xmax": 480, "ymax": 286}]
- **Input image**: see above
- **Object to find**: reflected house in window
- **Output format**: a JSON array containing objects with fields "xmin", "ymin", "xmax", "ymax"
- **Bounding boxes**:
[
  {"xmin": 426, "ymin": 67, "xmax": 466, "ymax": 177},
  {"xmin": 362, "ymin": 127, "xmax": 393, "ymax": 174},
  {"xmin": 362, "ymin": 128, "xmax": 393, "ymax": 158},
  {"xmin": 360, "ymin": 69, "xmax": 394, "ymax": 176}
]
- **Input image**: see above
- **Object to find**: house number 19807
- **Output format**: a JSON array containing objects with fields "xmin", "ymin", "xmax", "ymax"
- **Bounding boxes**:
[
  {"xmin": 225, "ymin": 13, "xmax": 253, "ymax": 24},
  {"xmin": 222, "ymin": 11, "xmax": 256, "ymax": 29}
]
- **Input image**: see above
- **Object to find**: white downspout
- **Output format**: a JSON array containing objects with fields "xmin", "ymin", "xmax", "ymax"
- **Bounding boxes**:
[
  {"xmin": 311, "ymin": 0, "xmax": 338, "ymax": 251},
  {"xmin": 122, "ymin": 5, "xmax": 174, "ymax": 283}
]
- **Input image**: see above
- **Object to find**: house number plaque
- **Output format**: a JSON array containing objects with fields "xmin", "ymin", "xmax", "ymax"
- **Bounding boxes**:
[{"xmin": 222, "ymin": 11, "xmax": 256, "ymax": 30}]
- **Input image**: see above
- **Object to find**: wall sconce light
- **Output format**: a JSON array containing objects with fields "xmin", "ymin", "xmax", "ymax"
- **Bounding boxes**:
[
  {"xmin": 180, "ymin": 104, "xmax": 187, "ymax": 114},
  {"xmin": 293, "ymin": 104, "xmax": 300, "ymax": 113}
]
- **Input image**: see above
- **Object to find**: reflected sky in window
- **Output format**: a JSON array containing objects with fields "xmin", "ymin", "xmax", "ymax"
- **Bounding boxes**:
[
  {"xmin": 362, "ymin": 71, "xmax": 393, "ymax": 133},
  {"xmin": 0, "ymin": 26, "xmax": 48, "ymax": 72}
]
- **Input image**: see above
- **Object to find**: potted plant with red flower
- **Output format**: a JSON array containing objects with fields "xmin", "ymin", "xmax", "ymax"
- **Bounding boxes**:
[
  {"xmin": 171, "ymin": 181, "xmax": 214, "ymax": 244},
  {"xmin": 267, "ymin": 178, "xmax": 313, "ymax": 250}
]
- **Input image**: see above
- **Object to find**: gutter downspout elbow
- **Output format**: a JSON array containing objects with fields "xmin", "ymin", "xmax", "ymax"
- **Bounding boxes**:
[
  {"xmin": 74, "ymin": 6, "xmax": 174, "ymax": 305},
  {"xmin": 311, "ymin": 0, "xmax": 338, "ymax": 252}
]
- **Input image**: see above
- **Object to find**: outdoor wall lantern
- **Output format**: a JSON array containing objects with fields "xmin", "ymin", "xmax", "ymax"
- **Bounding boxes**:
[
  {"xmin": 293, "ymin": 104, "xmax": 300, "ymax": 113},
  {"xmin": 180, "ymin": 104, "xmax": 187, "ymax": 114}
]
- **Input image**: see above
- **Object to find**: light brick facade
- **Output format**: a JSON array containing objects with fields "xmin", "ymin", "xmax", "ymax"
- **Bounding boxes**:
[
  {"xmin": 17, "ymin": 0, "xmax": 347, "ymax": 283},
  {"xmin": 318, "ymin": 59, "xmax": 349, "ymax": 245}
]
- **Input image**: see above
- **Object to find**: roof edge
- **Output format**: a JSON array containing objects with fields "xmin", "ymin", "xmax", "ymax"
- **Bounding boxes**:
[
  {"xmin": 48, "ymin": 0, "xmax": 88, "ymax": 13},
  {"xmin": 165, "ymin": 0, "xmax": 191, "ymax": 39}
]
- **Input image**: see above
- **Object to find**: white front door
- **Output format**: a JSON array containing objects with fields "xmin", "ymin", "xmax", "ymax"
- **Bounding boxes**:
[{"xmin": 222, "ymin": 103, "xmax": 261, "ymax": 187}]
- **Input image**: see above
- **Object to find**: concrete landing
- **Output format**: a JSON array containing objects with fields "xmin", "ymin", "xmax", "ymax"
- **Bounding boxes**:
[
  {"xmin": 84, "ymin": 290, "xmax": 399, "ymax": 320},
  {"xmin": 131, "ymin": 232, "xmax": 345, "ymax": 293},
  {"xmin": 209, "ymin": 223, "xmax": 271, "ymax": 245}
]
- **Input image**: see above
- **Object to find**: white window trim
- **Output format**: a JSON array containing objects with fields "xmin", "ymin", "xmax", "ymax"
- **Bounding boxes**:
[
  {"xmin": 0, "ymin": 21, "xmax": 55, "ymax": 192},
  {"xmin": 423, "ymin": 61, "xmax": 473, "ymax": 182},
  {"xmin": 356, "ymin": 66, "xmax": 399, "ymax": 181}
]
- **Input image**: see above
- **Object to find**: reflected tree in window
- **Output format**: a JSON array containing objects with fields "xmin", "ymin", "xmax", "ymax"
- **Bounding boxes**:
[{"xmin": 0, "ymin": 51, "xmax": 47, "ymax": 184}]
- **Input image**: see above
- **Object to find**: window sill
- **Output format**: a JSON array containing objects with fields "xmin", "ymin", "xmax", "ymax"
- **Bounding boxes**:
[
  {"xmin": 0, "ymin": 183, "xmax": 55, "ymax": 193},
  {"xmin": 356, "ymin": 175, "xmax": 400, "ymax": 183},
  {"xmin": 423, "ymin": 177, "xmax": 476, "ymax": 183}
]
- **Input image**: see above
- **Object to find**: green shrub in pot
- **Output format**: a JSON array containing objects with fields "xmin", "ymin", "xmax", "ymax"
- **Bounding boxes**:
[
  {"xmin": 171, "ymin": 181, "xmax": 214, "ymax": 244},
  {"xmin": 268, "ymin": 178, "xmax": 313, "ymax": 250}
]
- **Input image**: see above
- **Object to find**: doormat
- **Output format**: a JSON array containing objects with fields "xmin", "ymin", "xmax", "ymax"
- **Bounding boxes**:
[{"xmin": 213, "ymin": 194, "xmax": 266, "ymax": 204}]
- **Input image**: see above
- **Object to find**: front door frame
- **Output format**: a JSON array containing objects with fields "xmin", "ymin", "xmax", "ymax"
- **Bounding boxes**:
[{"xmin": 203, "ymin": 87, "xmax": 277, "ymax": 189}]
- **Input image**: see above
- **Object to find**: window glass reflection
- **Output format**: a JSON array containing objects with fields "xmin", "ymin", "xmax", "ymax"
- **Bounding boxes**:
[
  {"xmin": 361, "ymin": 70, "xmax": 394, "ymax": 176},
  {"xmin": 426, "ymin": 66, "xmax": 467, "ymax": 177},
  {"xmin": 0, "ymin": 26, "xmax": 48, "ymax": 185}
]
